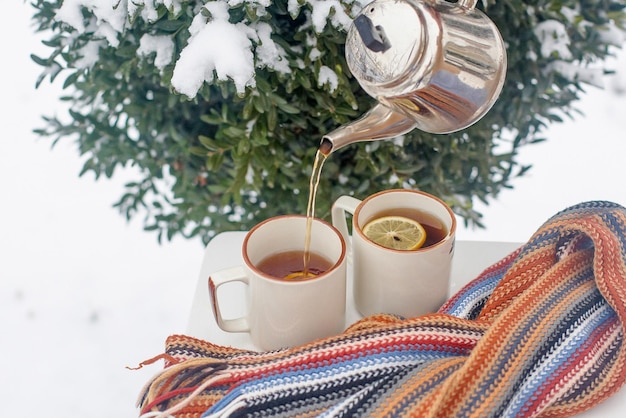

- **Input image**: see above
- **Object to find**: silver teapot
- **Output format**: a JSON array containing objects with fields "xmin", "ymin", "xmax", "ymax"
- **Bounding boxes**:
[{"xmin": 321, "ymin": 0, "xmax": 507, "ymax": 154}]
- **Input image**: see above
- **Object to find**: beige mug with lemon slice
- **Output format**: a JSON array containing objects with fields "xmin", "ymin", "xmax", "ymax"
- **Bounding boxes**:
[{"xmin": 332, "ymin": 189, "xmax": 456, "ymax": 318}]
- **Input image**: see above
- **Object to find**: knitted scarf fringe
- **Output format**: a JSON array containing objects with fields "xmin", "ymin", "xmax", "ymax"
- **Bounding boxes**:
[{"xmin": 136, "ymin": 200, "xmax": 626, "ymax": 417}]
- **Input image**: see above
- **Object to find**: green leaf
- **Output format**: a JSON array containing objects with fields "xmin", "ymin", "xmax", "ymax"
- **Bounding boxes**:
[
  {"xmin": 200, "ymin": 113, "xmax": 223, "ymax": 125},
  {"xmin": 189, "ymin": 146, "xmax": 209, "ymax": 156},
  {"xmin": 198, "ymin": 135, "xmax": 216, "ymax": 149},
  {"xmin": 276, "ymin": 101, "xmax": 300, "ymax": 114}
]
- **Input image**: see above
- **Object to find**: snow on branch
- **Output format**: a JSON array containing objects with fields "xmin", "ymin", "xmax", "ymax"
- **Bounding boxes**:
[
  {"xmin": 53, "ymin": 0, "xmax": 352, "ymax": 97},
  {"xmin": 171, "ymin": 3, "xmax": 257, "ymax": 96}
]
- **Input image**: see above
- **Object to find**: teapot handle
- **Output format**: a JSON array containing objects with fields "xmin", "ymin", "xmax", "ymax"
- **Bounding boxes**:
[{"xmin": 457, "ymin": 0, "xmax": 478, "ymax": 10}]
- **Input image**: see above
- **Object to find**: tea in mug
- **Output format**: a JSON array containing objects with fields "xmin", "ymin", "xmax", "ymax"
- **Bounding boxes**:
[
  {"xmin": 257, "ymin": 250, "xmax": 333, "ymax": 281},
  {"xmin": 365, "ymin": 208, "xmax": 448, "ymax": 249}
]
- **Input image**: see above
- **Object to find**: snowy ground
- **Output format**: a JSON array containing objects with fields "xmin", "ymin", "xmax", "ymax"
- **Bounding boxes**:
[{"xmin": 2, "ymin": 2, "xmax": 626, "ymax": 417}]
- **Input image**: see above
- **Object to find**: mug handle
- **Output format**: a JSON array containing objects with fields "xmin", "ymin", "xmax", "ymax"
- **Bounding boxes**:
[
  {"xmin": 331, "ymin": 195, "xmax": 362, "ymax": 264},
  {"xmin": 208, "ymin": 266, "xmax": 250, "ymax": 333}
]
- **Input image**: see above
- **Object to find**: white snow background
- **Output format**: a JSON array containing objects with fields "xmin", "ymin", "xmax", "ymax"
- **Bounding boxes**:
[{"xmin": 1, "ymin": 1, "xmax": 626, "ymax": 417}]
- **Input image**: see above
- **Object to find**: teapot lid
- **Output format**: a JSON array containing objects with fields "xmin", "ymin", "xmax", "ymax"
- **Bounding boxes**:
[{"xmin": 346, "ymin": 0, "xmax": 427, "ymax": 98}]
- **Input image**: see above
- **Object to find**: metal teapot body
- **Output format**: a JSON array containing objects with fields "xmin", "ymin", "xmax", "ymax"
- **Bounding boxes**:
[{"xmin": 321, "ymin": 0, "xmax": 507, "ymax": 154}]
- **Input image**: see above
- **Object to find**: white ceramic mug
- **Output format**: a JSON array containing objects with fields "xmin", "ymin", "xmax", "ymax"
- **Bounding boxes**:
[
  {"xmin": 332, "ymin": 189, "xmax": 456, "ymax": 318},
  {"xmin": 209, "ymin": 215, "xmax": 347, "ymax": 351}
]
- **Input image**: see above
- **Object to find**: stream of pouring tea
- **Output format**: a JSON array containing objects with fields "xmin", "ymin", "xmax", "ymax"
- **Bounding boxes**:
[{"xmin": 303, "ymin": 143, "xmax": 331, "ymax": 277}]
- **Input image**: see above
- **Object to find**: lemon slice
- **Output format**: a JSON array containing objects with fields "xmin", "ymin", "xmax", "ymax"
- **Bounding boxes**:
[
  {"xmin": 362, "ymin": 215, "xmax": 427, "ymax": 250},
  {"xmin": 283, "ymin": 271, "xmax": 318, "ymax": 280}
]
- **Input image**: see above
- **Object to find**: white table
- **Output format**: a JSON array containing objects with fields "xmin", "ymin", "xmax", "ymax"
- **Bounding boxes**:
[{"xmin": 186, "ymin": 231, "xmax": 625, "ymax": 416}]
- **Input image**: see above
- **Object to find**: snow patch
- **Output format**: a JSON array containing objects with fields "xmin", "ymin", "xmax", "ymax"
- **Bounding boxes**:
[
  {"xmin": 254, "ymin": 22, "xmax": 291, "ymax": 74},
  {"xmin": 534, "ymin": 20, "xmax": 572, "ymax": 60},
  {"xmin": 544, "ymin": 61, "xmax": 605, "ymax": 88},
  {"xmin": 318, "ymin": 65, "xmax": 339, "ymax": 91},
  {"xmin": 171, "ymin": 5, "xmax": 256, "ymax": 96},
  {"xmin": 56, "ymin": 0, "xmax": 127, "ymax": 34},
  {"xmin": 137, "ymin": 34, "xmax": 175, "ymax": 71}
]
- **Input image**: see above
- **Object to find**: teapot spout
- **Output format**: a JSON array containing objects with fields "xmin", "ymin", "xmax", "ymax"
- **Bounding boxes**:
[{"xmin": 320, "ymin": 103, "xmax": 418, "ymax": 155}]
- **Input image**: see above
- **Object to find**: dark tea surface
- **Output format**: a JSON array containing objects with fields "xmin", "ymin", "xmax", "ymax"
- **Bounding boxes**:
[
  {"xmin": 365, "ymin": 208, "xmax": 448, "ymax": 248},
  {"xmin": 257, "ymin": 250, "xmax": 332, "ymax": 281}
]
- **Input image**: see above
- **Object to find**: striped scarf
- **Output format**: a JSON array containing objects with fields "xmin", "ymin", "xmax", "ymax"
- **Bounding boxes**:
[{"xmin": 137, "ymin": 201, "xmax": 626, "ymax": 417}]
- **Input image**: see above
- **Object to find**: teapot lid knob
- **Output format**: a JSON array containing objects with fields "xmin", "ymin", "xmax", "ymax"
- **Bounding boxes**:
[{"xmin": 353, "ymin": 14, "xmax": 391, "ymax": 53}]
